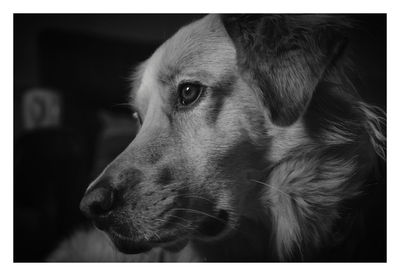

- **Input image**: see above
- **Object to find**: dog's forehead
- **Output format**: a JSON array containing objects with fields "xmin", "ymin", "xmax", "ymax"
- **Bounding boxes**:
[{"xmin": 133, "ymin": 15, "xmax": 236, "ymax": 107}]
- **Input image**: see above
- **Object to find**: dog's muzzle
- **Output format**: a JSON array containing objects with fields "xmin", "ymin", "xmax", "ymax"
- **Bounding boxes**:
[
  {"xmin": 80, "ymin": 175, "xmax": 232, "ymax": 254},
  {"xmin": 79, "ymin": 177, "xmax": 152, "ymax": 254}
]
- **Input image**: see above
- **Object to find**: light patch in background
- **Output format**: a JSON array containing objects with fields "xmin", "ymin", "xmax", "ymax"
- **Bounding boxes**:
[{"xmin": 22, "ymin": 88, "xmax": 61, "ymax": 130}]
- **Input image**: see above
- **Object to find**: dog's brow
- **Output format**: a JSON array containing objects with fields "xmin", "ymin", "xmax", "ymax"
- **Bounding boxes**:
[
  {"xmin": 158, "ymin": 67, "xmax": 216, "ymax": 85},
  {"xmin": 158, "ymin": 66, "xmax": 181, "ymax": 85}
]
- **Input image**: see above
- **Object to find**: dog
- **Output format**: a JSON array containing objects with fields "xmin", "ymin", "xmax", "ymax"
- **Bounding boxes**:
[{"xmin": 49, "ymin": 14, "xmax": 386, "ymax": 262}]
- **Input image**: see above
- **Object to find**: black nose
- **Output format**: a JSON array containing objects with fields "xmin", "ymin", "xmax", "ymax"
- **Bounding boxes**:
[{"xmin": 80, "ymin": 184, "xmax": 115, "ymax": 218}]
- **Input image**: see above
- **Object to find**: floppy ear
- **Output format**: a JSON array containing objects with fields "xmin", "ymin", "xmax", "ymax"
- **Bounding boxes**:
[{"xmin": 221, "ymin": 14, "xmax": 350, "ymax": 126}]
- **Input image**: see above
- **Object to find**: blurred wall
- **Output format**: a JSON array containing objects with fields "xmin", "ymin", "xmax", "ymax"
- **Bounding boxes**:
[{"xmin": 14, "ymin": 14, "xmax": 204, "ymax": 137}]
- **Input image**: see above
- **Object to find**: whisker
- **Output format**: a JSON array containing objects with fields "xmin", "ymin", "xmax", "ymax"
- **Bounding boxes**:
[
  {"xmin": 167, "ymin": 214, "xmax": 192, "ymax": 224},
  {"xmin": 153, "ymin": 217, "xmax": 192, "ymax": 230},
  {"xmin": 170, "ymin": 209, "xmax": 247, "ymax": 236},
  {"xmin": 171, "ymin": 208, "xmax": 228, "ymax": 225},
  {"xmin": 178, "ymin": 194, "xmax": 215, "ymax": 204}
]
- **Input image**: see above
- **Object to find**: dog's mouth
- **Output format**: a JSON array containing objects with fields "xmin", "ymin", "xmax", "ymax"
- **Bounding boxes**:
[
  {"xmin": 108, "ymin": 232, "xmax": 152, "ymax": 254},
  {"xmin": 100, "ymin": 209, "xmax": 230, "ymax": 254},
  {"xmin": 104, "ymin": 225, "xmax": 184, "ymax": 254}
]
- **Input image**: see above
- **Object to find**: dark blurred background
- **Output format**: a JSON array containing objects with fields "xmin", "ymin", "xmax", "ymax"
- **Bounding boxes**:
[{"xmin": 13, "ymin": 14, "xmax": 386, "ymax": 262}]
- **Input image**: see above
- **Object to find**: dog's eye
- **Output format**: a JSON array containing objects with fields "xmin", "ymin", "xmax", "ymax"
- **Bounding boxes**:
[{"xmin": 178, "ymin": 83, "xmax": 204, "ymax": 106}]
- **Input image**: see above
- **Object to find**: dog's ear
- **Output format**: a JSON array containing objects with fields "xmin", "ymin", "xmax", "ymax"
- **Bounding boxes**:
[{"xmin": 221, "ymin": 14, "xmax": 350, "ymax": 126}]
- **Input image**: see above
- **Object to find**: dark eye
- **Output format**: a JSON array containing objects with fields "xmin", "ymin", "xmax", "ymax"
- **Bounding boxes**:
[{"xmin": 178, "ymin": 83, "xmax": 204, "ymax": 106}]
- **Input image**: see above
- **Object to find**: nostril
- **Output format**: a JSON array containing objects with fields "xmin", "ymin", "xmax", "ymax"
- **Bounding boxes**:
[
  {"xmin": 90, "ymin": 188, "xmax": 114, "ymax": 215},
  {"xmin": 80, "ymin": 187, "xmax": 115, "ymax": 218}
]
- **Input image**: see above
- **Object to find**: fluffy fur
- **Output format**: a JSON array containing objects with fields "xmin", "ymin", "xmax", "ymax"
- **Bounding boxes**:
[{"xmin": 49, "ymin": 14, "xmax": 386, "ymax": 262}]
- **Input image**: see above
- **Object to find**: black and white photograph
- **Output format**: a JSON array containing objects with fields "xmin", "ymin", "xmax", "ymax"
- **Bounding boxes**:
[{"xmin": 10, "ymin": 3, "xmax": 393, "ymax": 270}]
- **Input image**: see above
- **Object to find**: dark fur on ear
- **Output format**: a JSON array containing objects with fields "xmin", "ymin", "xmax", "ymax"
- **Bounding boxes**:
[{"xmin": 221, "ymin": 14, "xmax": 352, "ymax": 126}]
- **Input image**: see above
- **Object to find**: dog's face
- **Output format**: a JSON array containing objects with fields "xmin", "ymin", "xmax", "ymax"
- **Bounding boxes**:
[
  {"xmin": 80, "ymin": 15, "xmax": 270, "ymax": 253},
  {"xmin": 80, "ymin": 14, "xmax": 352, "ymax": 256}
]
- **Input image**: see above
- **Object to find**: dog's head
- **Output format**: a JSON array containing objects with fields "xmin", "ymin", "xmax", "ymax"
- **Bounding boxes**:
[{"xmin": 80, "ymin": 14, "xmax": 352, "ymax": 255}]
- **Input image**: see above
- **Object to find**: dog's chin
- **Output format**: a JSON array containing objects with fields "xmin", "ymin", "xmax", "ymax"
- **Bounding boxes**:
[
  {"xmin": 103, "ymin": 209, "xmax": 231, "ymax": 254},
  {"xmin": 105, "ymin": 227, "xmax": 189, "ymax": 255},
  {"xmin": 106, "ymin": 230, "xmax": 152, "ymax": 254}
]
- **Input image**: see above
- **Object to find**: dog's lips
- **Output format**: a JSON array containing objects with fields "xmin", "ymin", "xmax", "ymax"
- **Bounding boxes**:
[
  {"xmin": 105, "ymin": 228, "xmax": 153, "ymax": 254},
  {"xmin": 94, "ymin": 208, "xmax": 230, "ymax": 254},
  {"xmin": 106, "ymin": 226, "xmax": 189, "ymax": 254},
  {"xmin": 93, "ymin": 218, "xmax": 108, "ymax": 231},
  {"xmin": 111, "ymin": 234, "xmax": 189, "ymax": 254}
]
